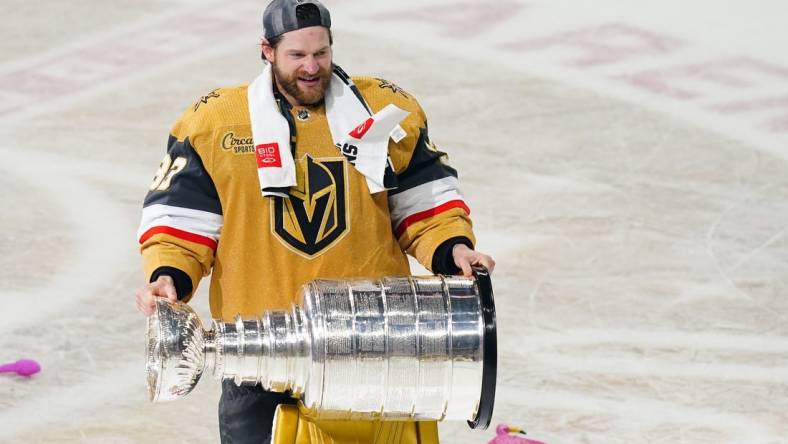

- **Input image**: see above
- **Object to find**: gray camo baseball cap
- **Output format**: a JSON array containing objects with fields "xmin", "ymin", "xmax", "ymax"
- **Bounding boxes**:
[{"xmin": 262, "ymin": 0, "xmax": 331, "ymax": 40}]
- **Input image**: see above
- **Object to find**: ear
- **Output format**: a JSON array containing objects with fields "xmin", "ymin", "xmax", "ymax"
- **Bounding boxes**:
[{"xmin": 261, "ymin": 39, "xmax": 275, "ymax": 63}]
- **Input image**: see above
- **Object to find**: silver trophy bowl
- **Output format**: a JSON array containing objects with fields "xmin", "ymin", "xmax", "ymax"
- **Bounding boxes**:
[{"xmin": 145, "ymin": 269, "xmax": 497, "ymax": 429}]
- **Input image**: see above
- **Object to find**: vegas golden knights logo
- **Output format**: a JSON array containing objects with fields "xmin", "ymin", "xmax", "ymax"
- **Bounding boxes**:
[{"xmin": 273, "ymin": 155, "xmax": 348, "ymax": 258}]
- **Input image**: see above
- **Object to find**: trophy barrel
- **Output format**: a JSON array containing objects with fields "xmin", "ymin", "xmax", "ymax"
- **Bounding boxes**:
[{"xmin": 299, "ymin": 269, "xmax": 497, "ymax": 429}]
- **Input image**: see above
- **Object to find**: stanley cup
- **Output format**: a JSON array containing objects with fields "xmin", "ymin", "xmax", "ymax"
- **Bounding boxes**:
[{"xmin": 145, "ymin": 269, "xmax": 497, "ymax": 429}]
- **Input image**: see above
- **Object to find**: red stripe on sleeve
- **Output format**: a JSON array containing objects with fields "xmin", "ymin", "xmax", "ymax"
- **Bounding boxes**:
[
  {"xmin": 394, "ymin": 200, "xmax": 471, "ymax": 237},
  {"xmin": 138, "ymin": 226, "xmax": 218, "ymax": 250}
]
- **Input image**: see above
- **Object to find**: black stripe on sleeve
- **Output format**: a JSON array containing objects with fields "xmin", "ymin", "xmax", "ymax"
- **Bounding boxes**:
[
  {"xmin": 383, "ymin": 158, "xmax": 398, "ymax": 189},
  {"xmin": 388, "ymin": 124, "xmax": 458, "ymax": 197},
  {"xmin": 143, "ymin": 136, "xmax": 222, "ymax": 215}
]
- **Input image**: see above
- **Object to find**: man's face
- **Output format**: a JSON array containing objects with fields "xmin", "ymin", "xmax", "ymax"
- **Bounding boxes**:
[{"xmin": 268, "ymin": 26, "xmax": 332, "ymax": 106}]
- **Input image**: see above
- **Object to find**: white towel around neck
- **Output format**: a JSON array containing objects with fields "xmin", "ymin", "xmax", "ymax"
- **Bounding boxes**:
[{"xmin": 248, "ymin": 63, "xmax": 409, "ymax": 197}]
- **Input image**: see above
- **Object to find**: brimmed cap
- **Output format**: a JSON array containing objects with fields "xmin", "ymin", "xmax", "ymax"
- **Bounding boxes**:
[{"xmin": 262, "ymin": 0, "xmax": 331, "ymax": 40}]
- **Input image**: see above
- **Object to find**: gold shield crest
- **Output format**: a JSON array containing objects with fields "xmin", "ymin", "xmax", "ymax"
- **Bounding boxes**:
[{"xmin": 272, "ymin": 155, "xmax": 349, "ymax": 258}]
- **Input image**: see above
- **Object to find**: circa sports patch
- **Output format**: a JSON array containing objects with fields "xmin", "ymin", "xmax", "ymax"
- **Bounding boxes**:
[
  {"xmin": 217, "ymin": 126, "xmax": 255, "ymax": 155},
  {"xmin": 271, "ymin": 155, "xmax": 349, "ymax": 259}
]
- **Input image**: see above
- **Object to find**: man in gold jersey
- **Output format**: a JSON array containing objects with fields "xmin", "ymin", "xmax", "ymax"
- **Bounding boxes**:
[{"xmin": 134, "ymin": 0, "xmax": 494, "ymax": 442}]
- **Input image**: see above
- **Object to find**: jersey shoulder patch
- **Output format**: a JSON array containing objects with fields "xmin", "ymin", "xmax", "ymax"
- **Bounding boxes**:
[
  {"xmin": 352, "ymin": 76, "xmax": 422, "ymax": 115},
  {"xmin": 373, "ymin": 77, "xmax": 412, "ymax": 98},
  {"xmin": 193, "ymin": 88, "xmax": 222, "ymax": 112},
  {"xmin": 190, "ymin": 85, "xmax": 248, "ymax": 115},
  {"xmin": 172, "ymin": 85, "xmax": 250, "ymax": 143}
]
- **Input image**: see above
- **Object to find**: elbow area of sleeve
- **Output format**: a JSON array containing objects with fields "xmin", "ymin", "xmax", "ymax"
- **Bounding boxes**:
[
  {"xmin": 141, "ymin": 240, "xmax": 208, "ymax": 303},
  {"xmin": 399, "ymin": 209, "xmax": 476, "ymax": 273}
]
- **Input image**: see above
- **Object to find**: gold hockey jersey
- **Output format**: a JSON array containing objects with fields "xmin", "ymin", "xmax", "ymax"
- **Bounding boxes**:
[{"xmin": 138, "ymin": 76, "xmax": 475, "ymax": 320}]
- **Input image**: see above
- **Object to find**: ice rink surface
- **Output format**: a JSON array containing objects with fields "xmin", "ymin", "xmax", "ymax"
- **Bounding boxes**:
[{"xmin": 1, "ymin": 0, "xmax": 787, "ymax": 442}]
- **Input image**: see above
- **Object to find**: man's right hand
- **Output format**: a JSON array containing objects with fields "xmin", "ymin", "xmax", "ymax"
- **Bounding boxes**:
[{"xmin": 135, "ymin": 275, "xmax": 178, "ymax": 316}]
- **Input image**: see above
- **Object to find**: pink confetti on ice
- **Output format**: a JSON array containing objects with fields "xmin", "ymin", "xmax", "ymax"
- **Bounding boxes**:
[
  {"xmin": 488, "ymin": 424, "xmax": 547, "ymax": 444},
  {"xmin": 0, "ymin": 359, "xmax": 41, "ymax": 377}
]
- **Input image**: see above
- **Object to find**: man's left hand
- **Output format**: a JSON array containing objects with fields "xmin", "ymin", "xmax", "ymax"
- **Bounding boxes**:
[{"xmin": 452, "ymin": 244, "xmax": 495, "ymax": 277}]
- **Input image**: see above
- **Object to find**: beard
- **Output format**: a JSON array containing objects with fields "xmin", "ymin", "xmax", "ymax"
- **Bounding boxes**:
[{"xmin": 272, "ymin": 63, "xmax": 332, "ymax": 106}]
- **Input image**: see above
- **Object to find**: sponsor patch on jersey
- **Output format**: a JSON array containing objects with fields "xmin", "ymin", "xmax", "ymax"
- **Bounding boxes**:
[
  {"xmin": 220, "ymin": 130, "xmax": 255, "ymax": 155},
  {"xmin": 272, "ymin": 155, "xmax": 349, "ymax": 259},
  {"xmin": 256, "ymin": 143, "xmax": 282, "ymax": 168}
]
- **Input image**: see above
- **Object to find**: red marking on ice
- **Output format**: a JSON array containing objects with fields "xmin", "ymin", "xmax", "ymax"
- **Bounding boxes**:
[
  {"xmin": 711, "ymin": 96, "xmax": 788, "ymax": 133},
  {"xmin": 501, "ymin": 23, "xmax": 684, "ymax": 67},
  {"xmin": 367, "ymin": 1, "xmax": 524, "ymax": 38},
  {"xmin": 1, "ymin": 71, "xmax": 75, "ymax": 96},
  {"xmin": 767, "ymin": 115, "xmax": 788, "ymax": 132},
  {"xmin": 711, "ymin": 96, "xmax": 788, "ymax": 113},
  {"xmin": 0, "ymin": 9, "xmax": 245, "ymax": 117},
  {"xmin": 619, "ymin": 58, "xmax": 788, "ymax": 100}
]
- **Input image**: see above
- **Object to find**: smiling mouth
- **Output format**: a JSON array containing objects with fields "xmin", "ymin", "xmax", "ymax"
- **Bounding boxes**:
[{"xmin": 298, "ymin": 77, "xmax": 320, "ymax": 87}]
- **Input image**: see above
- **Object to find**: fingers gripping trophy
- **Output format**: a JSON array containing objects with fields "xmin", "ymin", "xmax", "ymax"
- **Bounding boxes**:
[{"xmin": 144, "ymin": 269, "xmax": 498, "ymax": 429}]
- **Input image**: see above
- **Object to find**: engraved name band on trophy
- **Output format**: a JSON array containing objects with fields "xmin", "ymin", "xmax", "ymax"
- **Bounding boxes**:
[{"xmin": 145, "ymin": 269, "xmax": 497, "ymax": 429}]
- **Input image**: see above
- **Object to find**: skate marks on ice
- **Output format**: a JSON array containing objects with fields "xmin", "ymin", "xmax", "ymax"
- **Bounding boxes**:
[
  {"xmin": 338, "ymin": 0, "xmax": 788, "ymax": 162},
  {"xmin": 0, "ymin": 148, "xmax": 133, "ymax": 332},
  {"xmin": 0, "ymin": 1, "xmax": 261, "ymax": 439},
  {"xmin": 0, "ymin": 145, "xmax": 221, "ymax": 440},
  {"xmin": 0, "ymin": 146, "xmax": 142, "ymax": 438},
  {"xmin": 526, "ymin": 328, "xmax": 788, "ymax": 383},
  {"xmin": 431, "ymin": 72, "xmax": 788, "ymax": 443},
  {"xmin": 494, "ymin": 326, "xmax": 783, "ymax": 441},
  {"xmin": 0, "ymin": 0, "xmax": 260, "ymax": 124},
  {"xmin": 0, "ymin": 0, "xmax": 267, "ymax": 328}
]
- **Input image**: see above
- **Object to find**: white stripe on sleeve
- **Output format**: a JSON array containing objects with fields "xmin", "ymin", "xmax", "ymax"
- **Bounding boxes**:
[
  {"xmin": 137, "ymin": 204, "xmax": 224, "ymax": 241},
  {"xmin": 388, "ymin": 176, "xmax": 465, "ymax": 228}
]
